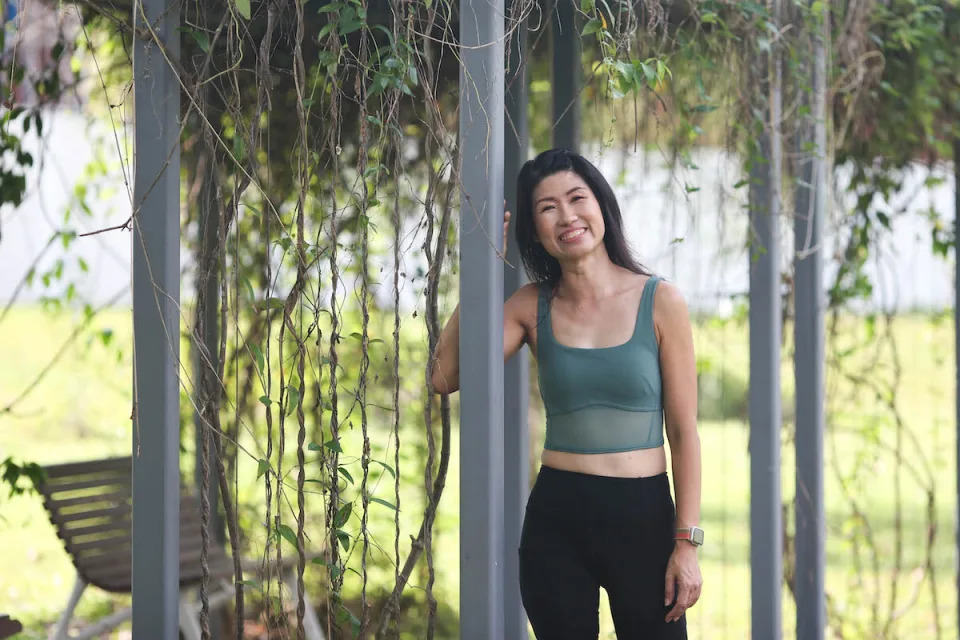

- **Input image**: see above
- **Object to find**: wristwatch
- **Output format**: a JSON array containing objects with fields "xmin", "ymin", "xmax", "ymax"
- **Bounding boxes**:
[{"xmin": 675, "ymin": 526, "xmax": 704, "ymax": 546}]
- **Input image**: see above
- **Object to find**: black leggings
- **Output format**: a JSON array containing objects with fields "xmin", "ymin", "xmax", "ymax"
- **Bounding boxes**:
[{"xmin": 519, "ymin": 466, "xmax": 687, "ymax": 639}]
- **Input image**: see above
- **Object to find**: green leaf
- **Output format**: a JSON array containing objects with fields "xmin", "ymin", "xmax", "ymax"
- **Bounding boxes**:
[
  {"xmin": 239, "ymin": 579, "xmax": 263, "ymax": 593},
  {"xmin": 308, "ymin": 442, "xmax": 322, "ymax": 451},
  {"xmin": 318, "ymin": 22, "xmax": 336, "ymax": 40},
  {"xmin": 582, "ymin": 18, "xmax": 603, "ymax": 36},
  {"xmin": 334, "ymin": 503, "xmax": 352, "ymax": 528},
  {"xmin": 233, "ymin": 135, "xmax": 246, "ymax": 163},
  {"xmin": 336, "ymin": 529, "xmax": 351, "ymax": 552},
  {"xmin": 259, "ymin": 395, "xmax": 272, "ymax": 407},
  {"xmin": 257, "ymin": 458, "xmax": 270, "ymax": 479},
  {"xmin": 325, "ymin": 438, "xmax": 343, "ymax": 454},
  {"xmin": 234, "ymin": 0, "xmax": 251, "ymax": 20},
  {"xmin": 373, "ymin": 460, "xmax": 395, "ymax": 478},
  {"xmin": 250, "ymin": 344, "xmax": 264, "ymax": 374},
  {"xmin": 241, "ymin": 276, "xmax": 255, "ymax": 301},
  {"xmin": 276, "ymin": 523, "xmax": 298, "ymax": 548},
  {"xmin": 369, "ymin": 496, "xmax": 397, "ymax": 511},
  {"xmin": 285, "ymin": 385, "xmax": 301, "ymax": 417},
  {"xmin": 338, "ymin": 466, "xmax": 354, "ymax": 485},
  {"xmin": 311, "ymin": 556, "xmax": 327, "ymax": 566},
  {"xmin": 580, "ymin": 0, "xmax": 595, "ymax": 12},
  {"xmin": 176, "ymin": 27, "xmax": 211, "ymax": 53}
]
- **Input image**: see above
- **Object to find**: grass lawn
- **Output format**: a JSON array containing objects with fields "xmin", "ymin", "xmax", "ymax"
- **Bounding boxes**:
[{"xmin": 0, "ymin": 305, "xmax": 956, "ymax": 639}]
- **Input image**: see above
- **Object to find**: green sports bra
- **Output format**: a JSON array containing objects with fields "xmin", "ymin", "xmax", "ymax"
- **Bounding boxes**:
[{"xmin": 535, "ymin": 276, "xmax": 664, "ymax": 454}]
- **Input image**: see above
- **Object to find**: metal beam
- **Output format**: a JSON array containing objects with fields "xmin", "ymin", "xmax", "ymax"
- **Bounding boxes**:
[
  {"xmin": 748, "ymin": 0, "xmax": 783, "ymax": 637},
  {"xmin": 955, "ymin": 134, "xmax": 960, "ymax": 640},
  {"xmin": 504, "ymin": 3, "xmax": 529, "ymax": 637},
  {"xmin": 794, "ymin": 2, "xmax": 828, "ymax": 638},
  {"xmin": 551, "ymin": 0, "xmax": 580, "ymax": 151},
  {"xmin": 459, "ymin": 0, "xmax": 505, "ymax": 637},
  {"xmin": 131, "ymin": 0, "xmax": 181, "ymax": 635}
]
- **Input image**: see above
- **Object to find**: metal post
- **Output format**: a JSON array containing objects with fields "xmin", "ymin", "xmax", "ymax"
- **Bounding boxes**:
[
  {"xmin": 794, "ymin": 2, "xmax": 827, "ymax": 638},
  {"xmin": 459, "ymin": 0, "xmax": 505, "ymax": 637},
  {"xmin": 504, "ymin": 3, "xmax": 529, "ymax": 637},
  {"xmin": 955, "ymin": 136, "xmax": 960, "ymax": 640},
  {"xmin": 131, "ymin": 0, "xmax": 180, "ymax": 635},
  {"xmin": 748, "ymin": 0, "xmax": 783, "ymax": 637},
  {"xmin": 551, "ymin": 0, "xmax": 580, "ymax": 151}
]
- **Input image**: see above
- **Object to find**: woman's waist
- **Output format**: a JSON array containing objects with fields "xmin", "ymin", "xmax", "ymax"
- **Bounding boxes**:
[{"xmin": 540, "ymin": 447, "xmax": 667, "ymax": 479}]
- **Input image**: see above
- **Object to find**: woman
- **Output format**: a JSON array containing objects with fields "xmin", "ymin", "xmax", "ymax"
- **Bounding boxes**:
[{"xmin": 430, "ymin": 148, "xmax": 702, "ymax": 639}]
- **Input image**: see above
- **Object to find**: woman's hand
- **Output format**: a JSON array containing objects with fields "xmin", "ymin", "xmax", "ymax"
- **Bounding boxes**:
[{"xmin": 664, "ymin": 543, "xmax": 702, "ymax": 623}]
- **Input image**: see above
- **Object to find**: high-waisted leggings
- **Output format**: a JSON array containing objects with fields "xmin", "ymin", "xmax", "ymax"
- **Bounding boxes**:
[{"xmin": 519, "ymin": 466, "xmax": 687, "ymax": 639}]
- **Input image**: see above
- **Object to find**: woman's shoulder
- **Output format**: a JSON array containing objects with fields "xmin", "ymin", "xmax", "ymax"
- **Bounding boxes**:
[
  {"xmin": 650, "ymin": 277, "xmax": 690, "ymax": 326},
  {"xmin": 506, "ymin": 281, "xmax": 541, "ymax": 313}
]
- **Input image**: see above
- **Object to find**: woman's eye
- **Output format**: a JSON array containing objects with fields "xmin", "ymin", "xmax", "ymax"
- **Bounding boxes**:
[{"xmin": 571, "ymin": 195, "xmax": 584, "ymax": 203}]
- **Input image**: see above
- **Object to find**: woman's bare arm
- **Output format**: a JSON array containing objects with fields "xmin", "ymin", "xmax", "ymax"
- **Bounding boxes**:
[
  {"xmin": 429, "ymin": 285, "xmax": 535, "ymax": 394},
  {"xmin": 655, "ymin": 281, "xmax": 703, "ymax": 623},
  {"xmin": 429, "ymin": 209, "xmax": 533, "ymax": 394}
]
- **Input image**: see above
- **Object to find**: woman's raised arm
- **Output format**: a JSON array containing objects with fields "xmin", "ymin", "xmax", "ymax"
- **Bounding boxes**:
[{"xmin": 429, "ymin": 210, "xmax": 531, "ymax": 394}]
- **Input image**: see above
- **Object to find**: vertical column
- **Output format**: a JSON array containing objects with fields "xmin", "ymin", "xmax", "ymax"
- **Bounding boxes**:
[
  {"xmin": 459, "ymin": 0, "xmax": 505, "ymax": 637},
  {"xmin": 551, "ymin": 0, "xmax": 580, "ymax": 151},
  {"xmin": 748, "ymin": 0, "xmax": 783, "ymax": 637},
  {"xmin": 503, "ymin": 2, "xmax": 529, "ymax": 637},
  {"xmin": 794, "ymin": 2, "xmax": 828, "ymax": 638},
  {"xmin": 131, "ymin": 0, "xmax": 181, "ymax": 636},
  {"xmin": 955, "ymin": 135, "xmax": 960, "ymax": 640}
]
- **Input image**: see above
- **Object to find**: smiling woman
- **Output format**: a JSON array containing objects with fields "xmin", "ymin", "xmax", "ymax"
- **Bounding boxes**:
[{"xmin": 430, "ymin": 148, "xmax": 703, "ymax": 639}]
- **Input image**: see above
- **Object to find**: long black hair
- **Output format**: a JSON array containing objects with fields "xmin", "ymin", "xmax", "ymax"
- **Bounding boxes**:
[{"xmin": 514, "ymin": 148, "xmax": 650, "ymax": 286}]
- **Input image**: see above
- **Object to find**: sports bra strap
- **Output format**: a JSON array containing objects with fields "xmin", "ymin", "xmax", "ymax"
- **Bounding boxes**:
[
  {"xmin": 633, "ymin": 275, "xmax": 661, "ymax": 345},
  {"xmin": 536, "ymin": 283, "xmax": 550, "ymax": 332}
]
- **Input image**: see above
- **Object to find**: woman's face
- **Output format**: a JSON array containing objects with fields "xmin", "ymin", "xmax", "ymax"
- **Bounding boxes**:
[{"xmin": 530, "ymin": 170, "xmax": 606, "ymax": 261}]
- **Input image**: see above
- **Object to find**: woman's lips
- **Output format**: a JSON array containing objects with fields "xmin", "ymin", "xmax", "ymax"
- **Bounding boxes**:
[{"xmin": 559, "ymin": 228, "xmax": 586, "ymax": 243}]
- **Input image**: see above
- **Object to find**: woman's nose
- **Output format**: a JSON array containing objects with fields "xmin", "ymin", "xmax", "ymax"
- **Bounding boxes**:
[{"xmin": 558, "ymin": 205, "xmax": 577, "ymax": 224}]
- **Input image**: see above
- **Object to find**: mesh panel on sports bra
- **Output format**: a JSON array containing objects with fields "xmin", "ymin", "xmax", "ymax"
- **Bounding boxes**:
[{"xmin": 544, "ymin": 405, "xmax": 665, "ymax": 453}]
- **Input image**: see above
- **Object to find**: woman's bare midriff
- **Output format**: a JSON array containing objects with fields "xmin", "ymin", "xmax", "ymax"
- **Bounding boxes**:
[{"xmin": 541, "ymin": 446, "xmax": 668, "ymax": 478}]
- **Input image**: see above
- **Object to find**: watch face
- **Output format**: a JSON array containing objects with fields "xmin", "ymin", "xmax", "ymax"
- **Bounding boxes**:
[{"xmin": 691, "ymin": 527, "xmax": 704, "ymax": 545}]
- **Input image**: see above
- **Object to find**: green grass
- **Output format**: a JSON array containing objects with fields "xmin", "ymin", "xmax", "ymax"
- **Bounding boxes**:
[{"xmin": 0, "ymin": 306, "xmax": 956, "ymax": 639}]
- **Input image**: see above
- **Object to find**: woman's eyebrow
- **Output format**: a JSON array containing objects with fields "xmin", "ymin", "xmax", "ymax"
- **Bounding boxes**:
[{"xmin": 536, "ymin": 186, "xmax": 585, "ymax": 206}]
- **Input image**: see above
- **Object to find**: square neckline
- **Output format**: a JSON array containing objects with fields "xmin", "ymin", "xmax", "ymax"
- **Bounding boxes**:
[{"xmin": 542, "ymin": 275, "xmax": 659, "ymax": 352}]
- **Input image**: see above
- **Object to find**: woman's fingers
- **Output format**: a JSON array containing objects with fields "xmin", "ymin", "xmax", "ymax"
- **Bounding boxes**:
[
  {"xmin": 665, "ymin": 583, "xmax": 688, "ymax": 622},
  {"xmin": 502, "ymin": 208, "xmax": 511, "ymax": 256},
  {"xmin": 665, "ymin": 580, "xmax": 702, "ymax": 623}
]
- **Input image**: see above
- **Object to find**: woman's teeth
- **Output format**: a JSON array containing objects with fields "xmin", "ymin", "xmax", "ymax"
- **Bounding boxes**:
[{"xmin": 560, "ymin": 228, "xmax": 585, "ymax": 242}]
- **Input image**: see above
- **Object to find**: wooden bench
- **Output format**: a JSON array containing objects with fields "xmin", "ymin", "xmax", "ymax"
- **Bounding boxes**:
[{"xmin": 36, "ymin": 456, "xmax": 324, "ymax": 640}]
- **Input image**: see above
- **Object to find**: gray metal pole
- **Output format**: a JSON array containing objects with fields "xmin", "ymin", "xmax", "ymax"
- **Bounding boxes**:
[
  {"xmin": 131, "ymin": 0, "xmax": 181, "ymax": 635},
  {"xmin": 748, "ymin": 0, "xmax": 783, "ymax": 637},
  {"xmin": 551, "ymin": 0, "xmax": 580, "ymax": 151},
  {"xmin": 954, "ymin": 136, "xmax": 960, "ymax": 640},
  {"xmin": 459, "ymin": 0, "xmax": 505, "ymax": 637},
  {"xmin": 504, "ymin": 4, "xmax": 529, "ymax": 637},
  {"xmin": 794, "ymin": 3, "xmax": 827, "ymax": 638}
]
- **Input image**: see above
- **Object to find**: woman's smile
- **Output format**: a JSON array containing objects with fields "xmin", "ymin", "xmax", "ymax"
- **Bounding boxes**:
[{"xmin": 559, "ymin": 227, "xmax": 587, "ymax": 243}]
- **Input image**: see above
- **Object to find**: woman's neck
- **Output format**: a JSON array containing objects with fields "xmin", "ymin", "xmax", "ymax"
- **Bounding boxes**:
[{"xmin": 556, "ymin": 252, "xmax": 626, "ymax": 302}]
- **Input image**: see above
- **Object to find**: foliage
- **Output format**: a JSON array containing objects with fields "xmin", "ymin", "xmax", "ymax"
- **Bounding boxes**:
[{"xmin": 2, "ymin": 0, "xmax": 960, "ymax": 637}]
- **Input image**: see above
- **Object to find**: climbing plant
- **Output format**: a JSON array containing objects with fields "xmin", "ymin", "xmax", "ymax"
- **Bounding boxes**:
[{"xmin": 3, "ymin": 0, "xmax": 960, "ymax": 638}]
